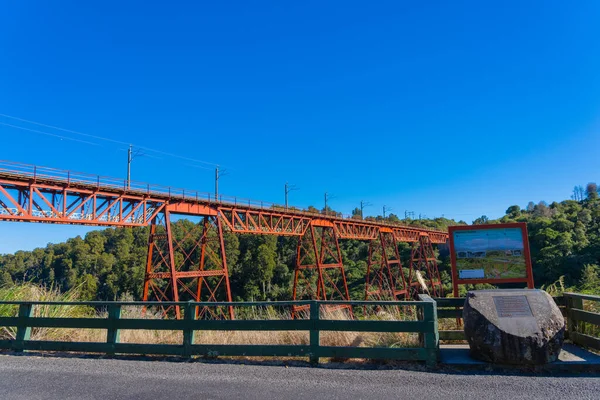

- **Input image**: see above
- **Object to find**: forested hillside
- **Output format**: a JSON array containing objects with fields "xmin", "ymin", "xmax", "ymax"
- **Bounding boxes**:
[{"xmin": 1, "ymin": 183, "xmax": 599, "ymax": 300}]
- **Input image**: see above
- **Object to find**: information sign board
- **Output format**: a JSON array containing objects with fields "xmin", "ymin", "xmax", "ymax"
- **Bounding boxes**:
[{"xmin": 449, "ymin": 223, "xmax": 534, "ymax": 296}]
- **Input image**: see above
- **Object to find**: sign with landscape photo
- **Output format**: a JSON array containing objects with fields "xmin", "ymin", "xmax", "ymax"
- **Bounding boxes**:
[{"xmin": 452, "ymin": 227, "xmax": 527, "ymax": 280}]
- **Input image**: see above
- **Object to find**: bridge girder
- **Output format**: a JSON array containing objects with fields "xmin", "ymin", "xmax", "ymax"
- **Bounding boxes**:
[{"xmin": 0, "ymin": 161, "xmax": 448, "ymax": 318}]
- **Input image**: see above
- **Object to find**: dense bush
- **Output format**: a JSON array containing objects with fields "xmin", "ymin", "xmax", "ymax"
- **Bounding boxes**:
[{"xmin": 1, "ymin": 185, "xmax": 599, "ymax": 300}]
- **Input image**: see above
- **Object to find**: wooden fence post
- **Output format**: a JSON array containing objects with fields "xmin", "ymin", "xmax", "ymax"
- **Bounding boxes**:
[
  {"xmin": 106, "ymin": 304, "xmax": 122, "ymax": 355},
  {"xmin": 309, "ymin": 301, "xmax": 319, "ymax": 365},
  {"xmin": 418, "ymin": 295, "xmax": 439, "ymax": 367},
  {"xmin": 183, "ymin": 301, "xmax": 196, "ymax": 358},
  {"xmin": 14, "ymin": 303, "xmax": 33, "ymax": 352},
  {"xmin": 566, "ymin": 294, "xmax": 584, "ymax": 345},
  {"xmin": 417, "ymin": 303, "xmax": 424, "ymax": 347}
]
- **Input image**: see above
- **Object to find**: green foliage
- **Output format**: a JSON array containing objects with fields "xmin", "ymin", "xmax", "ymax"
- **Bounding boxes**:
[
  {"xmin": 0, "ymin": 283, "xmax": 93, "ymax": 340},
  {"xmin": 541, "ymin": 276, "xmax": 565, "ymax": 296},
  {"xmin": 506, "ymin": 205, "xmax": 521, "ymax": 218},
  {"xmin": 586, "ymin": 183, "xmax": 598, "ymax": 200},
  {"xmin": 578, "ymin": 264, "xmax": 600, "ymax": 294},
  {"xmin": 1, "ymin": 184, "xmax": 600, "ymax": 300},
  {"xmin": 473, "ymin": 215, "xmax": 489, "ymax": 225}
]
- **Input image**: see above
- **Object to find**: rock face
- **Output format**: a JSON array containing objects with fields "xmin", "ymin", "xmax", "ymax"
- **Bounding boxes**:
[{"xmin": 463, "ymin": 289, "xmax": 565, "ymax": 365}]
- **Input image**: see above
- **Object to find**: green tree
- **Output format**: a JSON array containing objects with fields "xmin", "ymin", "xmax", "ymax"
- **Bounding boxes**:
[
  {"xmin": 473, "ymin": 215, "xmax": 489, "ymax": 225},
  {"xmin": 579, "ymin": 264, "xmax": 600, "ymax": 294},
  {"xmin": 1, "ymin": 183, "xmax": 600, "ymax": 301},
  {"xmin": 586, "ymin": 182, "xmax": 598, "ymax": 200},
  {"xmin": 505, "ymin": 205, "xmax": 521, "ymax": 218},
  {"xmin": 572, "ymin": 185, "xmax": 585, "ymax": 202}
]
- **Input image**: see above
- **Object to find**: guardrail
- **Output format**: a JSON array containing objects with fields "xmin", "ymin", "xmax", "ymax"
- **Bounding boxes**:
[
  {"xmin": 0, "ymin": 297, "xmax": 439, "ymax": 366},
  {"xmin": 564, "ymin": 292, "xmax": 600, "ymax": 351}
]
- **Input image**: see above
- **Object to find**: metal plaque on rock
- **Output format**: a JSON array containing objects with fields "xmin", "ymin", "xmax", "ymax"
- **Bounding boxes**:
[{"xmin": 493, "ymin": 295, "xmax": 533, "ymax": 318}]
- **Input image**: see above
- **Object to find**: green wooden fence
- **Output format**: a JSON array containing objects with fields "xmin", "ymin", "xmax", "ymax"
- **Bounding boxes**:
[
  {"xmin": 0, "ymin": 296, "xmax": 439, "ymax": 366},
  {"xmin": 3, "ymin": 294, "xmax": 595, "ymax": 364},
  {"xmin": 564, "ymin": 292, "xmax": 600, "ymax": 351},
  {"xmin": 434, "ymin": 295, "xmax": 599, "ymax": 349},
  {"xmin": 432, "ymin": 297, "xmax": 465, "ymax": 341}
]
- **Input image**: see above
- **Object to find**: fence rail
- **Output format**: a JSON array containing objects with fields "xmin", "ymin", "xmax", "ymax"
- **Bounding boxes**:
[
  {"xmin": 434, "ymin": 295, "xmax": 587, "ymax": 343},
  {"xmin": 564, "ymin": 292, "xmax": 600, "ymax": 351},
  {"xmin": 0, "ymin": 297, "xmax": 439, "ymax": 366},
  {"xmin": 432, "ymin": 298, "xmax": 465, "ymax": 341},
  {"xmin": 2, "ymin": 294, "xmax": 596, "ymax": 364}
]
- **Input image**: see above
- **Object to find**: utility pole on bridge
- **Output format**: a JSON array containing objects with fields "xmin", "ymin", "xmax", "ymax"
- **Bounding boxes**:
[
  {"xmin": 215, "ymin": 166, "xmax": 219, "ymax": 200},
  {"xmin": 127, "ymin": 145, "xmax": 132, "ymax": 189},
  {"xmin": 126, "ymin": 145, "xmax": 144, "ymax": 189},
  {"xmin": 360, "ymin": 200, "xmax": 372, "ymax": 219},
  {"xmin": 285, "ymin": 182, "xmax": 298, "ymax": 209},
  {"xmin": 383, "ymin": 205, "xmax": 392, "ymax": 219},
  {"xmin": 324, "ymin": 192, "xmax": 334, "ymax": 216},
  {"xmin": 215, "ymin": 166, "xmax": 228, "ymax": 201}
]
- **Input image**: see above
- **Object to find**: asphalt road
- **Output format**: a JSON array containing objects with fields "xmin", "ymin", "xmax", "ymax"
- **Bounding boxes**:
[{"xmin": 0, "ymin": 354, "xmax": 598, "ymax": 400}]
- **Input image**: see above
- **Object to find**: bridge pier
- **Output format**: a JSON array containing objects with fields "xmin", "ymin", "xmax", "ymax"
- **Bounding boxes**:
[
  {"xmin": 291, "ymin": 222, "xmax": 352, "ymax": 318},
  {"xmin": 365, "ymin": 229, "xmax": 409, "ymax": 301},
  {"xmin": 0, "ymin": 160, "xmax": 449, "ymax": 317},
  {"xmin": 143, "ymin": 207, "xmax": 234, "ymax": 319},
  {"xmin": 408, "ymin": 234, "xmax": 443, "ymax": 298}
]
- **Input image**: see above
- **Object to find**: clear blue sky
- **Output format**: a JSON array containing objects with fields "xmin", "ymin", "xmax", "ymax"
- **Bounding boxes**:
[{"xmin": 1, "ymin": 1, "xmax": 599, "ymax": 254}]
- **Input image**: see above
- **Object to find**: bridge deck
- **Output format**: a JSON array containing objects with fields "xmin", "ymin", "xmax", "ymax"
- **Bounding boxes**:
[{"xmin": 0, "ymin": 160, "xmax": 448, "ymax": 242}]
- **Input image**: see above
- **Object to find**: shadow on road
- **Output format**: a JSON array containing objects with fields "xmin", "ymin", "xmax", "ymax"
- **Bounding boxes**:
[{"xmin": 1, "ymin": 350, "xmax": 598, "ymax": 377}]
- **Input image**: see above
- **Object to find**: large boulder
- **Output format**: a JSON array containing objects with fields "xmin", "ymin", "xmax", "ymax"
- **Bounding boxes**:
[{"xmin": 463, "ymin": 289, "xmax": 565, "ymax": 365}]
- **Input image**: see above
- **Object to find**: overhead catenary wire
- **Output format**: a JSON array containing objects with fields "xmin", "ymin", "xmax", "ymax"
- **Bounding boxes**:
[
  {"xmin": 0, "ymin": 122, "xmax": 100, "ymax": 146},
  {"xmin": 184, "ymin": 163, "xmax": 213, "ymax": 171},
  {"xmin": 117, "ymin": 147, "xmax": 163, "ymax": 161},
  {"xmin": 0, "ymin": 116, "xmax": 468, "ymax": 221},
  {"xmin": 0, "ymin": 113, "xmax": 128, "ymax": 146},
  {"xmin": 0, "ymin": 113, "xmax": 221, "ymax": 167}
]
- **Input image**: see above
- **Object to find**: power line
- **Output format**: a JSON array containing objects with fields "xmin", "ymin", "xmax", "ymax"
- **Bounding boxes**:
[
  {"xmin": 0, "ymin": 113, "xmax": 128, "ymax": 145},
  {"xmin": 184, "ymin": 163, "xmax": 212, "ymax": 171},
  {"xmin": 0, "ymin": 122, "xmax": 100, "ymax": 146},
  {"xmin": 136, "ymin": 144, "xmax": 219, "ymax": 167},
  {"xmin": 117, "ymin": 147, "xmax": 163, "ymax": 160},
  {"xmin": 0, "ymin": 113, "xmax": 221, "ymax": 167}
]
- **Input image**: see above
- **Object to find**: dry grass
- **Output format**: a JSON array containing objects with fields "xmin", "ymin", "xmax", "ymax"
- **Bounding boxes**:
[
  {"xmin": 106, "ymin": 305, "xmax": 420, "ymax": 350},
  {"xmin": 0, "ymin": 284, "xmax": 94, "ymax": 341},
  {"xmin": 0, "ymin": 284, "xmax": 422, "ymax": 358},
  {"xmin": 438, "ymin": 316, "xmax": 462, "ymax": 331}
]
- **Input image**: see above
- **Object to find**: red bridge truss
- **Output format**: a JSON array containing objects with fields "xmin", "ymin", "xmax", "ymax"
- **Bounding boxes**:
[{"xmin": 0, "ymin": 161, "xmax": 449, "ymax": 318}]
